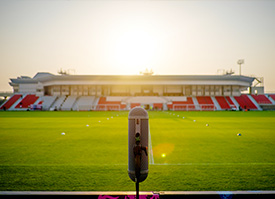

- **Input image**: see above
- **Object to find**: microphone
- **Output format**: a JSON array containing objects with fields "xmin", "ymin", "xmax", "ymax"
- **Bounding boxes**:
[{"xmin": 128, "ymin": 107, "xmax": 149, "ymax": 183}]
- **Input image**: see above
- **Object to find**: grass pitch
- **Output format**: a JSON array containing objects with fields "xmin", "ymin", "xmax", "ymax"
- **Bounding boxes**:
[{"xmin": 0, "ymin": 111, "xmax": 274, "ymax": 191}]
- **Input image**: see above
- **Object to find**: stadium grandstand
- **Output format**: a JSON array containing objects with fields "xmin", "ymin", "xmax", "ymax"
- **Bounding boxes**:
[{"xmin": 1, "ymin": 72, "xmax": 275, "ymax": 111}]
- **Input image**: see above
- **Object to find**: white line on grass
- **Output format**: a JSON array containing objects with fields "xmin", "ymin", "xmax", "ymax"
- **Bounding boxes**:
[
  {"xmin": 148, "ymin": 124, "xmax": 155, "ymax": 165},
  {"xmin": 20, "ymin": 163, "xmax": 274, "ymax": 167},
  {"xmin": 152, "ymin": 162, "xmax": 275, "ymax": 166},
  {"xmin": 89, "ymin": 162, "xmax": 275, "ymax": 166}
]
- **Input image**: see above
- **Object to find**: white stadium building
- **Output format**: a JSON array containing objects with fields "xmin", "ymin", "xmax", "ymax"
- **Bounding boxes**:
[{"xmin": 1, "ymin": 72, "xmax": 275, "ymax": 111}]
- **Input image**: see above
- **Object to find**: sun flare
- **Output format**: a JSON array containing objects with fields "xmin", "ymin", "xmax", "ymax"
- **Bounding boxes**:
[{"xmin": 113, "ymin": 29, "xmax": 157, "ymax": 72}]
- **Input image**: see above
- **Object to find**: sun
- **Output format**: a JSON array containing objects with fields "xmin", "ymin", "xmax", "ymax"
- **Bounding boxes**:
[{"xmin": 113, "ymin": 29, "xmax": 157, "ymax": 73}]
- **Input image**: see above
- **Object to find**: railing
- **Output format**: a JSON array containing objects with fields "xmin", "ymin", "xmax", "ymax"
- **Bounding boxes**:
[
  {"xmin": 96, "ymin": 104, "xmax": 122, "ymax": 111},
  {"xmin": 172, "ymin": 104, "xmax": 216, "ymax": 111}
]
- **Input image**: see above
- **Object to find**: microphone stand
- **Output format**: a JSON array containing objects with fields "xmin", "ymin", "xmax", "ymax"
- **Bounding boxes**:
[
  {"xmin": 133, "ymin": 135, "xmax": 148, "ymax": 199},
  {"xmin": 136, "ymin": 180, "xmax": 139, "ymax": 199}
]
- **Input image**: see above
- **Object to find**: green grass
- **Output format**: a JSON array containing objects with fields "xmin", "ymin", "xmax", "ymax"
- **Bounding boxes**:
[{"xmin": 0, "ymin": 111, "xmax": 275, "ymax": 191}]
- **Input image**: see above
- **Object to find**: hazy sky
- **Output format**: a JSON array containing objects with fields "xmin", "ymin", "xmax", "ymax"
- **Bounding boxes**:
[{"xmin": 0, "ymin": 0, "xmax": 274, "ymax": 92}]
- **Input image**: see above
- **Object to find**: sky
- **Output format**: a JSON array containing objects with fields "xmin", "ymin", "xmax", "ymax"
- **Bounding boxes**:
[{"xmin": 0, "ymin": 0, "xmax": 274, "ymax": 92}]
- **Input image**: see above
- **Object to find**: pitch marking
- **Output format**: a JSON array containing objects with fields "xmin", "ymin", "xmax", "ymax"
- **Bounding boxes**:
[
  {"xmin": 152, "ymin": 163, "xmax": 275, "ymax": 166},
  {"xmin": 149, "ymin": 124, "xmax": 155, "ymax": 165}
]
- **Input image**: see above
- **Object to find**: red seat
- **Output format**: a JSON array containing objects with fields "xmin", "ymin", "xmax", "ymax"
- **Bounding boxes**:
[
  {"xmin": 252, "ymin": 95, "xmax": 272, "ymax": 104},
  {"xmin": 270, "ymin": 94, "xmax": 275, "ymax": 101},
  {"xmin": 97, "ymin": 97, "xmax": 125, "ymax": 110},
  {"xmin": 172, "ymin": 97, "xmax": 194, "ymax": 104},
  {"xmin": 15, "ymin": 94, "xmax": 39, "ymax": 108},
  {"xmin": 0, "ymin": 94, "xmax": 22, "ymax": 110},
  {"xmin": 197, "ymin": 96, "xmax": 214, "ymax": 104},
  {"xmin": 234, "ymin": 95, "xmax": 257, "ymax": 110},
  {"xmin": 225, "ymin": 96, "xmax": 237, "ymax": 109},
  {"xmin": 215, "ymin": 96, "xmax": 231, "ymax": 109},
  {"xmin": 131, "ymin": 103, "xmax": 140, "ymax": 109},
  {"xmin": 196, "ymin": 96, "xmax": 214, "ymax": 110},
  {"xmin": 153, "ymin": 103, "xmax": 163, "ymax": 110},
  {"xmin": 172, "ymin": 97, "xmax": 195, "ymax": 110}
]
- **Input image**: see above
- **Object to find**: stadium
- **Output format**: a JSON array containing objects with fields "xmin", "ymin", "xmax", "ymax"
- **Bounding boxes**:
[
  {"xmin": 0, "ymin": 72, "xmax": 275, "ymax": 198},
  {"xmin": 1, "ymin": 72, "xmax": 275, "ymax": 112},
  {"xmin": 1, "ymin": 0, "xmax": 275, "ymax": 197}
]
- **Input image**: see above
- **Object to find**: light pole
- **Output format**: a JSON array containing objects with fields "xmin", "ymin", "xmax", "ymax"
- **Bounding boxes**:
[{"xmin": 237, "ymin": 59, "xmax": 244, "ymax": 75}]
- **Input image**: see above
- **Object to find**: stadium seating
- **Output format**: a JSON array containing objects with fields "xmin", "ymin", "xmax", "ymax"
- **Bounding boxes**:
[
  {"xmin": 164, "ymin": 96, "xmax": 188, "ymax": 102},
  {"xmin": 234, "ymin": 95, "xmax": 257, "ymax": 110},
  {"xmin": 225, "ymin": 96, "xmax": 237, "ymax": 109},
  {"xmin": 131, "ymin": 103, "xmax": 140, "ymax": 109},
  {"xmin": 50, "ymin": 96, "xmax": 66, "ymax": 110},
  {"xmin": 0, "ymin": 94, "xmax": 22, "ymax": 110},
  {"xmin": 72, "ymin": 96, "xmax": 95, "ymax": 111},
  {"xmin": 251, "ymin": 95, "xmax": 272, "ymax": 104},
  {"xmin": 268, "ymin": 94, "xmax": 275, "ymax": 102},
  {"xmin": 15, "ymin": 94, "xmax": 39, "ymax": 108},
  {"xmin": 171, "ymin": 97, "xmax": 194, "ymax": 105},
  {"xmin": 126, "ymin": 96, "xmax": 166, "ymax": 104},
  {"xmin": 2, "ymin": 93, "xmax": 270, "ymax": 112},
  {"xmin": 38, "ymin": 96, "xmax": 57, "ymax": 110},
  {"xmin": 215, "ymin": 96, "xmax": 231, "ymax": 110},
  {"xmin": 153, "ymin": 103, "xmax": 163, "ymax": 110},
  {"xmin": 61, "ymin": 96, "xmax": 77, "ymax": 110},
  {"xmin": 167, "ymin": 97, "xmax": 195, "ymax": 110},
  {"xmin": 196, "ymin": 96, "xmax": 214, "ymax": 104},
  {"xmin": 97, "ymin": 97, "xmax": 126, "ymax": 110},
  {"xmin": 196, "ymin": 96, "xmax": 215, "ymax": 110}
]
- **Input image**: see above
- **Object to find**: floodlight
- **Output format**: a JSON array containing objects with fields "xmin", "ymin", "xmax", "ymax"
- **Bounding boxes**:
[
  {"xmin": 237, "ymin": 59, "xmax": 244, "ymax": 65},
  {"xmin": 237, "ymin": 59, "xmax": 245, "ymax": 75}
]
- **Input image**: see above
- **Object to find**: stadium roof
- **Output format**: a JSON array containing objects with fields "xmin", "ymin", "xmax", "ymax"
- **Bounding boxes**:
[{"xmin": 10, "ymin": 72, "xmax": 255, "ymax": 87}]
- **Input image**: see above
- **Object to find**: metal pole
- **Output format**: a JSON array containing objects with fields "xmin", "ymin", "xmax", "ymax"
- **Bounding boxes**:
[
  {"xmin": 136, "ymin": 182, "xmax": 139, "ymax": 199},
  {"xmin": 239, "ymin": 64, "xmax": 241, "ymax": 75}
]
